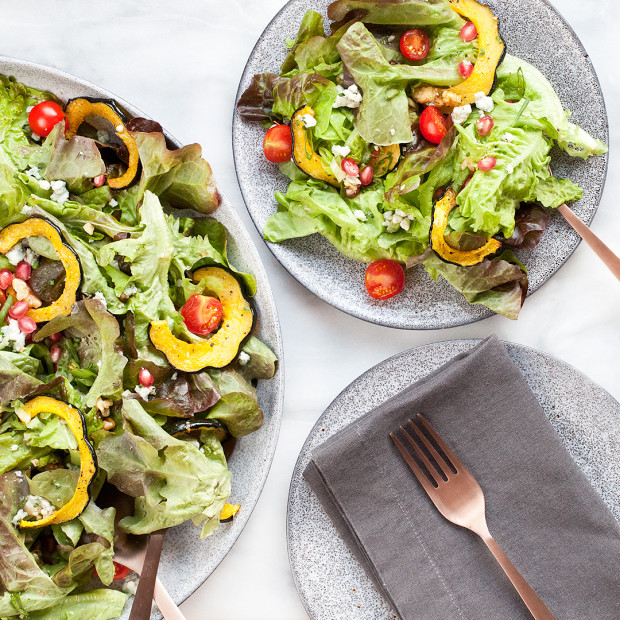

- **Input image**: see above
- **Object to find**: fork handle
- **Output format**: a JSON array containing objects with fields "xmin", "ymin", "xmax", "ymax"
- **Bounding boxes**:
[{"xmin": 482, "ymin": 535, "xmax": 556, "ymax": 620}]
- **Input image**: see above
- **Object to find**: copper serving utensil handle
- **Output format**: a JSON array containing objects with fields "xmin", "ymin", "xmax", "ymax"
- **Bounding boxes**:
[
  {"xmin": 558, "ymin": 203, "xmax": 620, "ymax": 281},
  {"xmin": 128, "ymin": 529, "xmax": 167, "ymax": 620},
  {"xmin": 391, "ymin": 414, "xmax": 556, "ymax": 620}
]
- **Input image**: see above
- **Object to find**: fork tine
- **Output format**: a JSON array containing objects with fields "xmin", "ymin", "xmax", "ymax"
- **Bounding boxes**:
[
  {"xmin": 400, "ymin": 426, "xmax": 442, "ymax": 485},
  {"xmin": 390, "ymin": 432, "xmax": 436, "ymax": 495},
  {"xmin": 407, "ymin": 418, "xmax": 454, "ymax": 477},
  {"xmin": 416, "ymin": 414, "xmax": 465, "ymax": 472}
]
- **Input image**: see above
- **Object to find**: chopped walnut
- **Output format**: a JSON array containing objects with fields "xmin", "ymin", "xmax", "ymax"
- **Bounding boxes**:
[
  {"xmin": 412, "ymin": 85, "xmax": 462, "ymax": 108},
  {"xmin": 96, "ymin": 397, "xmax": 114, "ymax": 418}
]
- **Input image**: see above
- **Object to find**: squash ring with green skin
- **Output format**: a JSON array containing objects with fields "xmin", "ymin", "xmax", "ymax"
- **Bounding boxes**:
[
  {"xmin": 430, "ymin": 187, "xmax": 501, "ymax": 266},
  {"xmin": 0, "ymin": 218, "xmax": 82, "ymax": 323},
  {"xmin": 165, "ymin": 418, "xmax": 231, "ymax": 444},
  {"xmin": 435, "ymin": 0, "xmax": 506, "ymax": 107},
  {"xmin": 149, "ymin": 267, "xmax": 254, "ymax": 372},
  {"xmin": 18, "ymin": 396, "xmax": 97, "ymax": 529}
]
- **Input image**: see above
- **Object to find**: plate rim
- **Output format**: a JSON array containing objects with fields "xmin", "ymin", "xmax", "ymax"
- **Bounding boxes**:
[
  {"xmin": 286, "ymin": 336, "xmax": 620, "ymax": 618},
  {"xmin": 0, "ymin": 54, "xmax": 285, "ymax": 609},
  {"xmin": 232, "ymin": 0, "xmax": 610, "ymax": 330}
]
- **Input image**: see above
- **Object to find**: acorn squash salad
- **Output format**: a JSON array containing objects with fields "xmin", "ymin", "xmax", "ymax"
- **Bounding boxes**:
[
  {"xmin": 238, "ymin": 0, "xmax": 607, "ymax": 318},
  {"xmin": 0, "ymin": 77, "xmax": 276, "ymax": 618}
]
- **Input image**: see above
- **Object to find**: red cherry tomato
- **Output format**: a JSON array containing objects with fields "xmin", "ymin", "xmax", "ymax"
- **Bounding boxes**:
[
  {"xmin": 28, "ymin": 101, "xmax": 65, "ymax": 137},
  {"xmin": 341, "ymin": 158, "xmax": 359, "ymax": 177},
  {"xmin": 460, "ymin": 22, "xmax": 478, "ymax": 42},
  {"xmin": 365, "ymin": 260, "xmax": 405, "ymax": 300},
  {"xmin": 263, "ymin": 124, "xmax": 292, "ymax": 163},
  {"xmin": 95, "ymin": 562, "xmax": 131, "ymax": 582},
  {"xmin": 476, "ymin": 115, "xmax": 494, "ymax": 136},
  {"xmin": 419, "ymin": 106, "xmax": 451, "ymax": 145},
  {"xmin": 181, "ymin": 294, "xmax": 223, "ymax": 336},
  {"xmin": 478, "ymin": 156, "xmax": 497, "ymax": 171},
  {"xmin": 400, "ymin": 29, "xmax": 430, "ymax": 60},
  {"xmin": 458, "ymin": 60, "xmax": 474, "ymax": 79}
]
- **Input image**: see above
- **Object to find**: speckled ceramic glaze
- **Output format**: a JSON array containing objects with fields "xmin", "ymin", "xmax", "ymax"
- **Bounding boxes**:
[
  {"xmin": 0, "ymin": 57, "xmax": 284, "ymax": 619},
  {"xmin": 287, "ymin": 339, "xmax": 620, "ymax": 619},
  {"xmin": 233, "ymin": 0, "xmax": 609, "ymax": 329}
]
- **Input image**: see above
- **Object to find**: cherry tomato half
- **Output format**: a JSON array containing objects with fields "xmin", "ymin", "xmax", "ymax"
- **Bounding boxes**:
[
  {"xmin": 419, "ymin": 106, "xmax": 451, "ymax": 145},
  {"xmin": 263, "ymin": 124, "xmax": 292, "ymax": 163},
  {"xmin": 400, "ymin": 29, "xmax": 430, "ymax": 61},
  {"xmin": 365, "ymin": 260, "xmax": 405, "ymax": 300},
  {"xmin": 28, "ymin": 101, "xmax": 65, "ymax": 137},
  {"xmin": 95, "ymin": 562, "xmax": 131, "ymax": 582},
  {"xmin": 181, "ymin": 294, "xmax": 223, "ymax": 336}
]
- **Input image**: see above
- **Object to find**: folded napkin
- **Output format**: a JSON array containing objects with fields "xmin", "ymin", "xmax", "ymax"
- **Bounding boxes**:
[{"xmin": 304, "ymin": 336, "xmax": 620, "ymax": 619}]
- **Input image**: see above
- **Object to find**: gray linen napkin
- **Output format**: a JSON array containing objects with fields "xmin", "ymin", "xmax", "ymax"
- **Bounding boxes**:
[{"xmin": 304, "ymin": 336, "xmax": 620, "ymax": 619}]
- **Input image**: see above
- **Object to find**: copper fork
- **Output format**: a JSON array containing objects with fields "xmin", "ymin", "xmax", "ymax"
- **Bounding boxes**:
[{"xmin": 390, "ymin": 414, "xmax": 556, "ymax": 620}]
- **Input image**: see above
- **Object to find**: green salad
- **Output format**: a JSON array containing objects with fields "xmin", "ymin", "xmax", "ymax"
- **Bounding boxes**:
[
  {"xmin": 237, "ymin": 0, "xmax": 607, "ymax": 318},
  {"xmin": 0, "ymin": 75, "xmax": 276, "ymax": 618}
]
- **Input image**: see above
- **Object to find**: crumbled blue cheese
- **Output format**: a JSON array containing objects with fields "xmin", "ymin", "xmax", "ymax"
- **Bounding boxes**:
[
  {"xmin": 451, "ymin": 104, "xmax": 472, "ymax": 125},
  {"xmin": 0, "ymin": 319, "xmax": 26, "ymax": 352},
  {"xmin": 14, "ymin": 495, "xmax": 55, "ymax": 524},
  {"xmin": 92, "ymin": 291, "xmax": 107, "ymax": 308},
  {"xmin": 122, "ymin": 577, "xmax": 139, "ymax": 596},
  {"xmin": 5, "ymin": 243, "xmax": 26, "ymax": 266},
  {"xmin": 353, "ymin": 209, "xmax": 367, "ymax": 222},
  {"xmin": 382, "ymin": 209, "xmax": 414, "ymax": 233},
  {"xmin": 506, "ymin": 163, "xmax": 515, "ymax": 174},
  {"xmin": 331, "ymin": 144, "xmax": 351, "ymax": 158},
  {"xmin": 333, "ymin": 84, "xmax": 362, "ymax": 109},
  {"xmin": 21, "ymin": 205, "xmax": 33, "ymax": 216},
  {"xmin": 50, "ymin": 180, "xmax": 70, "ymax": 205},
  {"xmin": 474, "ymin": 91, "xmax": 494, "ymax": 113},
  {"xmin": 502, "ymin": 133, "xmax": 514, "ymax": 142},
  {"xmin": 26, "ymin": 166, "xmax": 42, "ymax": 180},
  {"xmin": 109, "ymin": 198, "xmax": 118, "ymax": 207},
  {"xmin": 83, "ymin": 222, "xmax": 95, "ymax": 235},
  {"xmin": 31, "ymin": 132, "xmax": 41, "ymax": 142},
  {"xmin": 238, "ymin": 351, "xmax": 251, "ymax": 365},
  {"xmin": 123, "ymin": 283, "xmax": 139, "ymax": 298},
  {"xmin": 301, "ymin": 114, "xmax": 317, "ymax": 128},
  {"xmin": 135, "ymin": 385, "xmax": 155, "ymax": 400},
  {"xmin": 38, "ymin": 179, "xmax": 51, "ymax": 191},
  {"xmin": 10, "ymin": 444, "xmax": 18, "ymax": 452}
]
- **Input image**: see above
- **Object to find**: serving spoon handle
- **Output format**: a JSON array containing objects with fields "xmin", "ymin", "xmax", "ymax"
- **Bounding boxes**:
[
  {"xmin": 558, "ymin": 203, "xmax": 620, "ymax": 281},
  {"xmin": 129, "ymin": 530, "xmax": 167, "ymax": 620}
]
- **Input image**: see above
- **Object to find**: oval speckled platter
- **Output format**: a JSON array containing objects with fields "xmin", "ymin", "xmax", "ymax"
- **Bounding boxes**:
[
  {"xmin": 233, "ymin": 0, "xmax": 609, "ymax": 329},
  {"xmin": 0, "ymin": 57, "xmax": 284, "ymax": 619},
  {"xmin": 287, "ymin": 339, "xmax": 620, "ymax": 619}
]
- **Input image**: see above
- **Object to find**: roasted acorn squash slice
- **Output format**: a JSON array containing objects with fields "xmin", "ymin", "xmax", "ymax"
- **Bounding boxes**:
[
  {"xmin": 150, "ymin": 267, "xmax": 254, "ymax": 372},
  {"xmin": 64, "ymin": 98, "xmax": 139, "ymax": 188},
  {"xmin": 430, "ymin": 187, "xmax": 501, "ymax": 266},
  {"xmin": 291, "ymin": 106, "xmax": 339, "ymax": 187},
  {"xmin": 368, "ymin": 144, "xmax": 401, "ymax": 177},
  {"xmin": 17, "ymin": 396, "xmax": 97, "ymax": 529},
  {"xmin": 220, "ymin": 503, "xmax": 241, "ymax": 523},
  {"xmin": 0, "ymin": 218, "xmax": 81, "ymax": 323},
  {"xmin": 165, "ymin": 418, "xmax": 231, "ymax": 444},
  {"xmin": 435, "ymin": 0, "xmax": 505, "ymax": 107}
]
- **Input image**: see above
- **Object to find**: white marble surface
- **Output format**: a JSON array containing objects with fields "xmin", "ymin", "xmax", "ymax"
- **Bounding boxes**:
[{"xmin": 2, "ymin": 1, "xmax": 619, "ymax": 618}]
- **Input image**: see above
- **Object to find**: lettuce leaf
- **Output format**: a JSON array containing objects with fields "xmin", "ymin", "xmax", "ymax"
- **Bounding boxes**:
[
  {"xmin": 97, "ymin": 398, "xmax": 230, "ymax": 537},
  {"xmin": 25, "ymin": 590, "xmax": 128, "ymax": 620},
  {"xmin": 35, "ymin": 299, "xmax": 127, "ymax": 408},
  {"xmin": 327, "ymin": 0, "xmax": 457, "ymax": 26}
]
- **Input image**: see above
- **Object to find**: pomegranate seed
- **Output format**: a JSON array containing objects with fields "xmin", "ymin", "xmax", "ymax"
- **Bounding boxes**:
[
  {"xmin": 47, "ymin": 332, "xmax": 63, "ymax": 344},
  {"xmin": 17, "ymin": 316, "xmax": 37, "ymax": 334},
  {"xmin": 93, "ymin": 174, "xmax": 106, "ymax": 187},
  {"xmin": 0, "ymin": 269, "xmax": 13, "ymax": 290},
  {"xmin": 138, "ymin": 368, "xmax": 154, "ymax": 388},
  {"xmin": 478, "ymin": 156, "xmax": 497, "ymax": 171},
  {"xmin": 341, "ymin": 158, "xmax": 359, "ymax": 177},
  {"xmin": 15, "ymin": 261, "xmax": 31, "ymax": 281},
  {"xmin": 476, "ymin": 115, "xmax": 494, "ymax": 136},
  {"xmin": 460, "ymin": 22, "xmax": 477, "ymax": 42},
  {"xmin": 458, "ymin": 60, "xmax": 474, "ymax": 79},
  {"xmin": 359, "ymin": 165, "xmax": 374, "ymax": 186},
  {"xmin": 8, "ymin": 301, "xmax": 29, "ymax": 319},
  {"xmin": 50, "ymin": 345, "xmax": 63, "ymax": 364}
]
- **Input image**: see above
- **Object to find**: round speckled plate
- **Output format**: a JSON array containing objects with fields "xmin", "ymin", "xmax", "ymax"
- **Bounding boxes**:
[
  {"xmin": 0, "ymin": 57, "xmax": 284, "ymax": 619},
  {"xmin": 287, "ymin": 339, "xmax": 619, "ymax": 619},
  {"xmin": 233, "ymin": 0, "xmax": 609, "ymax": 329}
]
